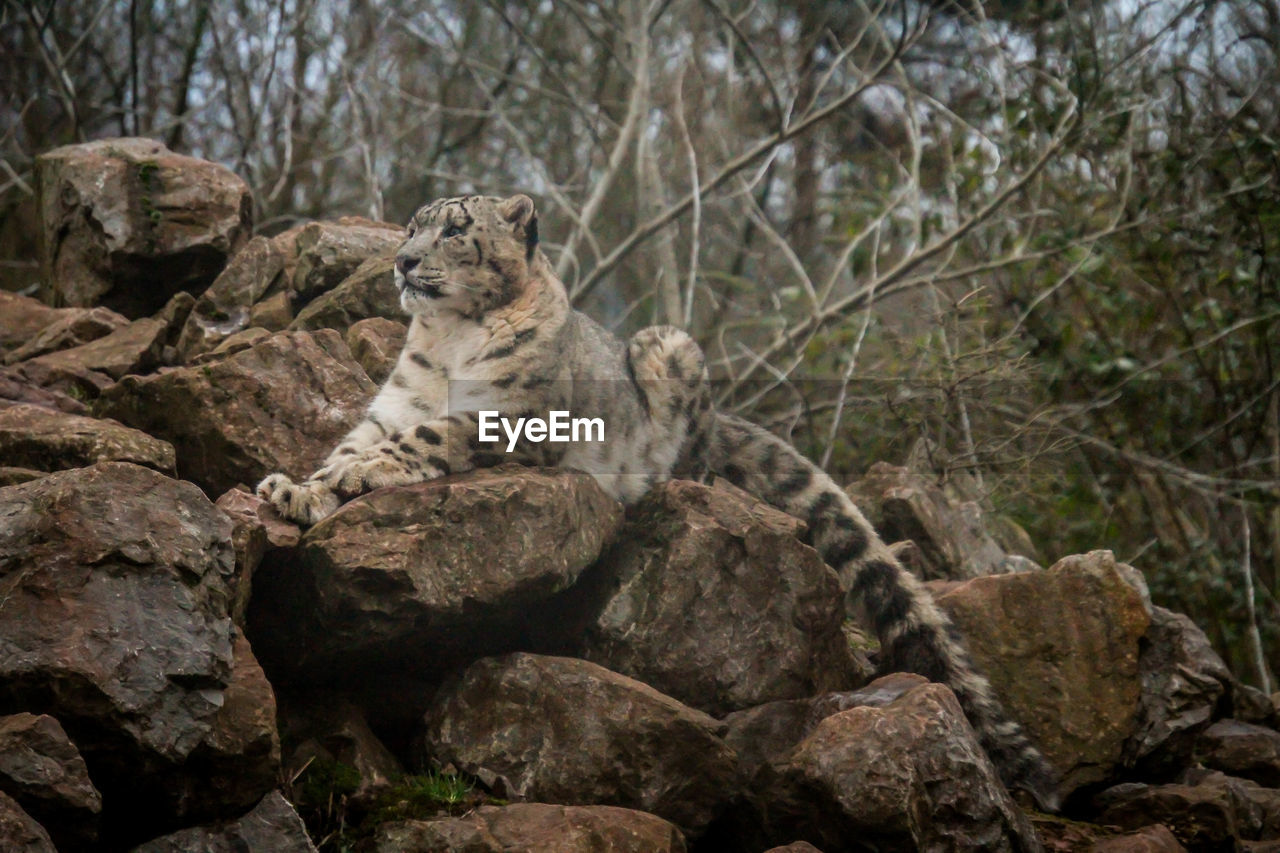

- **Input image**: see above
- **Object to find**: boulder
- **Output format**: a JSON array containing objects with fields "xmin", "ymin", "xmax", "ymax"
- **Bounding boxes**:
[
  {"xmin": 130, "ymin": 791, "xmax": 317, "ymax": 853},
  {"xmin": 174, "ymin": 226, "xmax": 306, "ymax": 363},
  {"xmin": 0, "ymin": 369, "xmax": 89, "ymax": 414},
  {"xmin": 4, "ymin": 358, "xmax": 114, "ymax": 404},
  {"xmin": 422, "ymin": 653, "xmax": 739, "ymax": 835},
  {"xmin": 0, "ymin": 403, "xmax": 175, "ymax": 475},
  {"xmin": 289, "ymin": 219, "xmax": 402, "ymax": 308},
  {"xmin": 846, "ymin": 462, "xmax": 1024, "ymax": 579},
  {"xmin": 0, "ymin": 791, "xmax": 57, "ymax": 853},
  {"xmin": 0, "ymin": 713, "xmax": 101, "ymax": 851},
  {"xmin": 36, "ymin": 137, "xmax": 251, "ymax": 317},
  {"xmin": 0, "ymin": 462, "xmax": 237, "ymax": 844},
  {"xmin": 95, "ymin": 329, "xmax": 376, "ymax": 496},
  {"xmin": 248, "ymin": 466, "xmax": 622, "ymax": 680},
  {"xmin": 368, "ymin": 804, "xmax": 688, "ymax": 853},
  {"xmin": 1125, "ymin": 606, "xmax": 1230, "ymax": 775},
  {"xmin": 1234, "ymin": 684, "xmax": 1280, "ymax": 728},
  {"xmin": 1094, "ymin": 771, "xmax": 1272, "ymax": 852},
  {"xmin": 1195, "ymin": 720, "xmax": 1280, "ymax": 788},
  {"xmin": 344, "ymin": 317, "xmax": 406, "ymax": 385},
  {"xmin": 290, "ymin": 253, "xmax": 404, "ymax": 334},
  {"xmin": 3, "ymin": 305, "xmax": 129, "ymax": 365},
  {"xmin": 0, "ymin": 291, "xmax": 68, "ymax": 354},
  {"xmin": 573, "ymin": 480, "xmax": 860, "ymax": 716},
  {"xmin": 214, "ymin": 489, "xmax": 300, "ymax": 626},
  {"xmin": 746, "ymin": 682, "xmax": 1039, "ymax": 852},
  {"xmin": 933, "ymin": 550, "xmax": 1150, "ymax": 798}
]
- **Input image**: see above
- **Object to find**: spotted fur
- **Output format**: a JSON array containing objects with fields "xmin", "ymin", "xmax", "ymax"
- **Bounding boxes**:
[{"xmin": 257, "ymin": 194, "xmax": 1058, "ymax": 809}]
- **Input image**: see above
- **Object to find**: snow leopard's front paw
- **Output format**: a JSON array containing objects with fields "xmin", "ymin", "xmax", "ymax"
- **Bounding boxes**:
[
  {"xmin": 311, "ymin": 452, "xmax": 433, "ymax": 497},
  {"xmin": 256, "ymin": 472, "xmax": 341, "ymax": 526}
]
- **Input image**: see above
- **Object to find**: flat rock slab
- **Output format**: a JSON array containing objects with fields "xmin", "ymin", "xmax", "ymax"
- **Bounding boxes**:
[
  {"xmin": 96, "ymin": 329, "xmax": 376, "ymax": 496},
  {"xmin": 576, "ymin": 480, "xmax": 860, "ymax": 716},
  {"xmin": 130, "ymin": 791, "xmax": 317, "ymax": 853},
  {"xmin": 423, "ymin": 653, "xmax": 739, "ymax": 836},
  {"xmin": 748, "ymin": 682, "xmax": 1039, "ymax": 853},
  {"xmin": 3, "ymin": 305, "xmax": 129, "ymax": 365},
  {"xmin": 36, "ymin": 137, "xmax": 251, "ymax": 317},
  {"xmin": 0, "ymin": 291, "xmax": 69, "ymax": 355},
  {"xmin": 934, "ymin": 549, "xmax": 1150, "ymax": 799},
  {"xmin": 1195, "ymin": 720, "xmax": 1280, "ymax": 788},
  {"xmin": 0, "ymin": 403, "xmax": 175, "ymax": 474},
  {"xmin": 0, "ymin": 713, "xmax": 101, "ymax": 851},
  {"xmin": 248, "ymin": 467, "xmax": 622, "ymax": 679},
  {"xmin": 1095, "ymin": 771, "xmax": 1276, "ymax": 852},
  {"xmin": 370, "ymin": 803, "xmax": 688, "ymax": 852}
]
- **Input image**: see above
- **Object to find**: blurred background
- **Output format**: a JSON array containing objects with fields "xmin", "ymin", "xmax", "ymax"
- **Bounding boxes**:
[{"xmin": 2, "ymin": 0, "xmax": 1277, "ymax": 687}]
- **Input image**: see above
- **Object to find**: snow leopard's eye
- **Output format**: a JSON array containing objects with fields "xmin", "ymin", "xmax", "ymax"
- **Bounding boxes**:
[{"xmin": 441, "ymin": 223, "xmax": 465, "ymax": 239}]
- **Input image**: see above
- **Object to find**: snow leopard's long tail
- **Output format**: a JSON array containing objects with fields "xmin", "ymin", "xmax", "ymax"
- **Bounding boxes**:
[{"xmin": 707, "ymin": 411, "xmax": 1059, "ymax": 810}]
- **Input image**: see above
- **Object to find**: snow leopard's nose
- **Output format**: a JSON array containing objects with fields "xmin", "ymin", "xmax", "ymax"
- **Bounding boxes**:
[{"xmin": 396, "ymin": 255, "xmax": 419, "ymax": 275}]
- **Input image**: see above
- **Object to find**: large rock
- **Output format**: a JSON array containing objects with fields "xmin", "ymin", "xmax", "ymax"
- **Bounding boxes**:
[
  {"xmin": 369, "ymin": 803, "xmax": 688, "ymax": 853},
  {"xmin": 174, "ymin": 226, "xmax": 308, "ymax": 363},
  {"xmin": 1195, "ymin": 720, "xmax": 1280, "ymax": 788},
  {"xmin": 289, "ymin": 219, "xmax": 402, "ymax": 307},
  {"xmin": 290, "ymin": 253, "xmax": 404, "ymax": 333},
  {"xmin": 131, "ymin": 791, "xmax": 317, "ymax": 853},
  {"xmin": 1125, "ymin": 606, "xmax": 1231, "ymax": 775},
  {"xmin": 248, "ymin": 466, "xmax": 622, "ymax": 679},
  {"xmin": 573, "ymin": 480, "xmax": 859, "ymax": 716},
  {"xmin": 423, "ymin": 653, "xmax": 739, "ymax": 835},
  {"xmin": 0, "ymin": 462, "xmax": 237, "ymax": 844},
  {"xmin": 934, "ymin": 550, "xmax": 1150, "ymax": 798},
  {"xmin": 0, "ymin": 790, "xmax": 57, "ymax": 853},
  {"xmin": 214, "ymin": 489, "xmax": 300, "ymax": 626},
  {"xmin": 0, "ymin": 403, "xmax": 175, "ymax": 475},
  {"xmin": 847, "ymin": 462, "xmax": 1023, "ymax": 579},
  {"xmin": 3, "ymin": 305, "xmax": 129, "ymax": 365},
  {"xmin": 96, "ymin": 329, "xmax": 376, "ymax": 496},
  {"xmin": 0, "ymin": 713, "xmax": 101, "ymax": 851},
  {"xmin": 36, "ymin": 137, "xmax": 251, "ymax": 317},
  {"xmin": 0, "ymin": 291, "xmax": 68, "ymax": 354},
  {"xmin": 1095, "ymin": 770, "xmax": 1276, "ymax": 852},
  {"xmin": 0, "ymin": 368, "xmax": 89, "ymax": 415},
  {"xmin": 745, "ymin": 682, "xmax": 1039, "ymax": 852},
  {"xmin": 345, "ymin": 317, "xmax": 407, "ymax": 385}
]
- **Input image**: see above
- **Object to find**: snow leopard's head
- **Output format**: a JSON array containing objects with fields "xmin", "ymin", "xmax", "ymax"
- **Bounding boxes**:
[{"xmin": 395, "ymin": 194, "xmax": 539, "ymax": 318}]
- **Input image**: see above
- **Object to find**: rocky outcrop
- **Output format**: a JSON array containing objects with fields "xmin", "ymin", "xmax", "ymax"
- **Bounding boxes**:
[
  {"xmin": 934, "ymin": 549, "xmax": 1151, "ymax": 798},
  {"xmin": 0, "ymin": 403, "xmax": 175, "ymax": 475},
  {"xmin": 130, "ymin": 792, "xmax": 316, "ymax": 853},
  {"xmin": 290, "ymin": 253, "xmax": 404, "ymax": 333},
  {"xmin": 36, "ymin": 138, "xmax": 251, "ymax": 316},
  {"xmin": 422, "ymin": 653, "xmax": 740, "ymax": 835},
  {"xmin": 368, "ymin": 803, "xmax": 688, "ymax": 853},
  {"xmin": 288, "ymin": 219, "xmax": 402, "ymax": 308},
  {"xmin": 248, "ymin": 466, "xmax": 623, "ymax": 679},
  {"xmin": 1195, "ymin": 720, "xmax": 1280, "ymax": 787},
  {"xmin": 0, "ymin": 713, "xmax": 101, "ymax": 851},
  {"xmin": 96, "ymin": 329, "xmax": 376, "ymax": 496},
  {"xmin": 576, "ymin": 480, "xmax": 861, "ymax": 715}
]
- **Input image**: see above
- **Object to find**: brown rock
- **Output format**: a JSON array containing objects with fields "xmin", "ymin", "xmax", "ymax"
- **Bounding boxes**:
[
  {"xmin": 4, "ymin": 358, "xmax": 113, "ymax": 404},
  {"xmin": 1091, "ymin": 824, "xmax": 1188, "ymax": 852},
  {"xmin": 4, "ymin": 305, "xmax": 129, "ymax": 365},
  {"xmin": 0, "ymin": 462, "xmax": 237, "ymax": 844},
  {"xmin": 291, "ymin": 254, "xmax": 404, "ymax": 333},
  {"xmin": 248, "ymin": 467, "xmax": 622, "ymax": 679},
  {"xmin": 1095, "ymin": 770, "xmax": 1273, "ymax": 852},
  {"xmin": 573, "ymin": 480, "xmax": 859, "ymax": 716},
  {"xmin": 96, "ymin": 329, "xmax": 376, "ymax": 496},
  {"xmin": 1195, "ymin": 720, "xmax": 1280, "ymax": 787},
  {"xmin": 423, "ymin": 653, "xmax": 739, "ymax": 835},
  {"xmin": 0, "ymin": 466, "xmax": 44, "ymax": 486},
  {"xmin": 0, "ymin": 369, "xmax": 89, "ymax": 414},
  {"xmin": 249, "ymin": 290, "xmax": 294, "ymax": 330},
  {"xmin": 847, "ymin": 462, "xmax": 1022, "ymax": 579},
  {"xmin": 0, "ymin": 790, "xmax": 57, "ymax": 853},
  {"xmin": 290, "ymin": 219, "xmax": 402, "ymax": 308},
  {"xmin": 214, "ymin": 489, "xmax": 300, "ymax": 626},
  {"xmin": 749, "ymin": 682, "xmax": 1039, "ymax": 853},
  {"xmin": 0, "ymin": 291, "xmax": 68, "ymax": 354},
  {"xmin": 130, "ymin": 791, "xmax": 317, "ymax": 853},
  {"xmin": 934, "ymin": 550, "xmax": 1150, "ymax": 798},
  {"xmin": 283, "ymin": 699, "xmax": 404, "ymax": 801},
  {"xmin": 369, "ymin": 803, "xmax": 687, "ymax": 853},
  {"xmin": 0, "ymin": 713, "xmax": 101, "ymax": 851},
  {"xmin": 0, "ymin": 403, "xmax": 175, "ymax": 474},
  {"xmin": 36, "ymin": 138, "xmax": 251, "ymax": 317},
  {"xmin": 174, "ymin": 227, "xmax": 306, "ymax": 363},
  {"xmin": 193, "ymin": 327, "xmax": 273, "ymax": 364},
  {"xmin": 764, "ymin": 844, "xmax": 826, "ymax": 853},
  {"xmin": 1125, "ymin": 606, "xmax": 1230, "ymax": 774},
  {"xmin": 1234, "ymin": 684, "xmax": 1280, "ymax": 728},
  {"xmin": 344, "ymin": 317, "xmax": 407, "ymax": 385}
]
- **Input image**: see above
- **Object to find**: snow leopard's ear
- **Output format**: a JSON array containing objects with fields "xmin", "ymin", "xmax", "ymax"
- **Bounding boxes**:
[{"xmin": 499, "ymin": 194, "xmax": 538, "ymax": 260}]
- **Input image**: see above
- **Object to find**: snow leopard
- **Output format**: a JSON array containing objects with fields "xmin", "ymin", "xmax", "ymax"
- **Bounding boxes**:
[{"xmin": 257, "ymin": 193, "xmax": 1058, "ymax": 809}]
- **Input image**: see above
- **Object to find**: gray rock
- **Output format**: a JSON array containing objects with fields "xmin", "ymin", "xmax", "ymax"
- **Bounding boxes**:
[
  {"xmin": 0, "ymin": 790, "xmax": 57, "ymax": 853},
  {"xmin": 0, "ymin": 713, "xmax": 101, "ymax": 851},
  {"xmin": 131, "ymin": 791, "xmax": 316, "ymax": 853}
]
